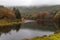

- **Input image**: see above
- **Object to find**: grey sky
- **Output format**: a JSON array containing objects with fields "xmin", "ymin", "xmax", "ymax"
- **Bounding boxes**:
[{"xmin": 0, "ymin": 0, "xmax": 60, "ymax": 6}]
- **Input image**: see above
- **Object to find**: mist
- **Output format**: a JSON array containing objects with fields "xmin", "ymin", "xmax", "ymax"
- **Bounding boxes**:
[{"xmin": 0, "ymin": 0, "xmax": 60, "ymax": 6}]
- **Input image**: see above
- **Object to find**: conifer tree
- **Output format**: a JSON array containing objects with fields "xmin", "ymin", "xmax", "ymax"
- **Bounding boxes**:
[{"xmin": 13, "ymin": 8, "xmax": 21, "ymax": 19}]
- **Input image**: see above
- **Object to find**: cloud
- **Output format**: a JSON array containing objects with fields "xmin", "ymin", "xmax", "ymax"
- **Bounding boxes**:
[
  {"xmin": 0, "ymin": 0, "xmax": 60, "ymax": 6},
  {"xmin": 31, "ymin": 0, "xmax": 60, "ymax": 5}
]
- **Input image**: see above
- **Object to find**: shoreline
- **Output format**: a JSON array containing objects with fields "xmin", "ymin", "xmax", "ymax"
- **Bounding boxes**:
[{"xmin": 0, "ymin": 18, "xmax": 24, "ymax": 26}]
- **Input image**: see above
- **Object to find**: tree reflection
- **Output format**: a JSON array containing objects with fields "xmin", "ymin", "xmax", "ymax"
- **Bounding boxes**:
[
  {"xmin": 0, "ymin": 23, "xmax": 21, "ymax": 35},
  {"xmin": 38, "ymin": 21, "xmax": 60, "ymax": 31},
  {"xmin": 54, "ymin": 21, "xmax": 60, "ymax": 31}
]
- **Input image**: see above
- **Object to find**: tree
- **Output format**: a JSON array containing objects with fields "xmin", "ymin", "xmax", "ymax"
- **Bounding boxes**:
[
  {"xmin": 13, "ymin": 8, "xmax": 21, "ymax": 19},
  {"xmin": 0, "ymin": 6, "xmax": 4, "ymax": 7}
]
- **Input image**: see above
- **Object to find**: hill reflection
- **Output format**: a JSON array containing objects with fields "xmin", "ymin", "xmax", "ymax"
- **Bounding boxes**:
[
  {"xmin": 21, "ymin": 21, "xmax": 60, "ymax": 31},
  {"xmin": 0, "ymin": 24, "xmax": 21, "ymax": 35},
  {"xmin": 0, "ymin": 21, "xmax": 60, "ymax": 36}
]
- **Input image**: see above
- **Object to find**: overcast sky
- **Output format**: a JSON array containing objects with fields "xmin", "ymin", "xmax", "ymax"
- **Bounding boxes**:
[{"xmin": 0, "ymin": 0, "xmax": 60, "ymax": 6}]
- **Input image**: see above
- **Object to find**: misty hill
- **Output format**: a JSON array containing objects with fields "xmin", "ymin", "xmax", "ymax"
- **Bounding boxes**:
[{"xmin": 7, "ymin": 5, "xmax": 60, "ymax": 15}]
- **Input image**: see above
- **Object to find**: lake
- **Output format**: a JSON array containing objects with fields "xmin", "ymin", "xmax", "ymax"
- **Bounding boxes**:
[{"xmin": 0, "ymin": 20, "xmax": 59, "ymax": 40}]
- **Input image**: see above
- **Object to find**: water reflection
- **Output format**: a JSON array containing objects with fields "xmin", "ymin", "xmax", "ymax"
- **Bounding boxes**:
[
  {"xmin": 0, "ymin": 24, "xmax": 21, "ymax": 35},
  {"xmin": 21, "ymin": 21, "xmax": 60, "ymax": 31},
  {"xmin": 0, "ymin": 20, "xmax": 59, "ymax": 35},
  {"xmin": 0, "ymin": 21, "xmax": 59, "ymax": 40},
  {"xmin": 0, "ymin": 29, "xmax": 54, "ymax": 40}
]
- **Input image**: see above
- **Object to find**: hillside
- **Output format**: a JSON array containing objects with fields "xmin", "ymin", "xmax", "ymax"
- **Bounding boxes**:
[
  {"xmin": 0, "ymin": 6, "xmax": 22, "ymax": 26},
  {"xmin": 7, "ymin": 5, "xmax": 60, "ymax": 16}
]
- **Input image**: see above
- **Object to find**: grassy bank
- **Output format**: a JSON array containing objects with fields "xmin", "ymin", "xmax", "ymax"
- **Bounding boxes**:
[
  {"xmin": 0, "ymin": 18, "xmax": 24, "ymax": 26},
  {"xmin": 23, "ymin": 31, "xmax": 60, "ymax": 40}
]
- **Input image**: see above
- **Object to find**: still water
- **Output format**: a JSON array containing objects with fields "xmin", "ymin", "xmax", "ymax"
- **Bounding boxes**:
[{"xmin": 0, "ymin": 21, "xmax": 57, "ymax": 40}]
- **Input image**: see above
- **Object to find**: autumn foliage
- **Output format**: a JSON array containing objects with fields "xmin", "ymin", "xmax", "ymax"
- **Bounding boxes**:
[{"xmin": 0, "ymin": 7, "xmax": 16, "ymax": 19}]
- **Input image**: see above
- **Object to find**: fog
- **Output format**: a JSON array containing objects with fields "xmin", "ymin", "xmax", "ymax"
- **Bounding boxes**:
[{"xmin": 0, "ymin": 0, "xmax": 60, "ymax": 6}]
